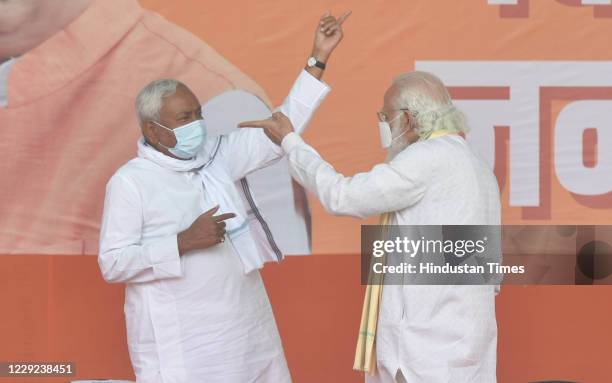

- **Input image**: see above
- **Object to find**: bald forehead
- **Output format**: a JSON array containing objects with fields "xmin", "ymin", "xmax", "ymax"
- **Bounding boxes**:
[
  {"xmin": 161, "ymin": 84, "xmax": 197, "ymax": 106},
  {"xmin": 383, "ymin": 83, "xmax": 402, "ymax": 108},
  {"xmin": 396, "ymin": 72, "xmax": 450, "ymax": 101},
  {"xmin": 159, "ymin": 84, "xmax": 200, "ymax": 118},
  {"xmin": 173, "ymin": 83, "xmax": 196, "ymax": 99},
  {"xmin": 384, "ymin": 71, "xmax": 453, "ymax": 111}
]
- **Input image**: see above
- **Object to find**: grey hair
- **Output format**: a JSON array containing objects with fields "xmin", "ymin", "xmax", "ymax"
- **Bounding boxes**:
[
  {"xmin": 391, "ymin": 71, "xmax": 468, "ymax": 140},
  {"xmin": 135, "ymin": 78, "xmax": 185, "ymax": 125}
]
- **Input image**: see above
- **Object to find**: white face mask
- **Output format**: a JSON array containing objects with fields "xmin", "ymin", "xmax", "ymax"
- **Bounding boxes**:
[
  {"xmin": 378, "ymin": 113, "xmax": 408, "ymax": 148},
  {"xmin": 154, "ymin": 119, "xmax": 207, "ymax": 159}
]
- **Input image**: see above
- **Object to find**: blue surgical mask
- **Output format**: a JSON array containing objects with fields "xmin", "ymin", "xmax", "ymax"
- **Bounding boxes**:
[{"xmin": 154, "ymin": 119, "xmax": 206, "ymax": 159}]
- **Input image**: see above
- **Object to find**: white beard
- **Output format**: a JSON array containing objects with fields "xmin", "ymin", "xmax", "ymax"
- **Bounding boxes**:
[{"xmin": 385, "ymin": 134, "xmax": 410, "ymax": 162}]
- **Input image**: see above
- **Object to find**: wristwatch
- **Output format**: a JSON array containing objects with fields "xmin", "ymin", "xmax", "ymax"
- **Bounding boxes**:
[{"xmin": 307, "ymin": 56, "xmax": 326, "ymax": 70}]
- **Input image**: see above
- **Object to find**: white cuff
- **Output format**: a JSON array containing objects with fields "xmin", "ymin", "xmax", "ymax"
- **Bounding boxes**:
[
  {"xmin": 281, "ymin": 132, "xmax": 305, "ymax": 153},
  {"xmin": 287, "ymin": 70, "xmax": 331, "ymax": 108},
  {"xmin": 148, "ymin": 235, "xmax": 182, "ymax": 279}
]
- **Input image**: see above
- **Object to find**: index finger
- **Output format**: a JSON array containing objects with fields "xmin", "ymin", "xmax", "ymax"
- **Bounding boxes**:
[
  {"xmin": 338, "ymin": 10, "xmax": 352, "ymax": 25},
  {"xmin": 213, "ymin": 212, "xmax": 237, "ymax": 222},
  {"xmin": 238, "ymin": 119, "xmax": 273, "ymax": 129}
]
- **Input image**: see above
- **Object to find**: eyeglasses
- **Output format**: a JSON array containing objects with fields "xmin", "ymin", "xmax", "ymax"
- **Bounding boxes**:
[{"xmin": 377, "ymin": 108, "xmax": 410, "ymax": 122}]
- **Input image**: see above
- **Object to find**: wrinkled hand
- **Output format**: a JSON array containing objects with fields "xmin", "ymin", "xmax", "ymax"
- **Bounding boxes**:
[
  {"xmin": 312, "ymin": 10, "xmax": 351, "ymax": 62},
  {"xmin": 177, "ymin": 205, "xmax": 236, "ymax": 255},
  {"xmin": 238, "ymin": 112, "xmax": 295, "ymax": 146}
]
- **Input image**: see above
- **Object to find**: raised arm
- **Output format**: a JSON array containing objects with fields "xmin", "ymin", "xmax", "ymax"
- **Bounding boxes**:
[
  {"xmin": 220, "ymin": 11, "xmax": 351, "ymax": 181},
  {"xmin": 279, "ymin": 10, "xmax": 351, "ymax": 134},
  {"xmin": 304, "ymin": 10, "xmax": 351, "ymax": 81}
]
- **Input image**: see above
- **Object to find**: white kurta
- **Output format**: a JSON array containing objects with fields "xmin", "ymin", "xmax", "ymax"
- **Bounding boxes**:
[
  {"xmin": 98, "ymin": 70, "xmax": 330, "ymax": 383},
  {"xmin": 281, "ymin": 132, "xmax": 501, "ymax": 383}
]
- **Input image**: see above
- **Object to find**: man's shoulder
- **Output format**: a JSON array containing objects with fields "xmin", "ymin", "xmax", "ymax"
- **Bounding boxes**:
[
  {"xmin": 403, "ymin": 134, "xmax": 470, "ymax": 157},
  {"xmin": 116, "ymin": 157, "xmax": 154, "ymax": 172},
  {"xmin": 391, "ymin": 135, "xmax": 471, "ymax": 174},
  {"xmin": 108, "ymin": 157, "xmax": 158, "ymax": 187},
  {"xmin": 395, "ymin": 138, "xmax": 439, "ymax": 161}
]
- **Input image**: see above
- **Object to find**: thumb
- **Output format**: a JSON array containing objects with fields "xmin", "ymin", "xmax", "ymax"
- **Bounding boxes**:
[{"xmin": 204, "ymin": 205, "xmax": 220, "ymax": 216}]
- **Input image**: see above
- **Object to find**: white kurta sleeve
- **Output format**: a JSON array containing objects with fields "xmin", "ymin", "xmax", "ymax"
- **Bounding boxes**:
[
  {"xmin": 98, "ymin": 174, "xmax": 183, "ymax": 283},
  {"xmin": 280, "ymin": 133, "xmax": 433, "ymax": 218},
  {"xmin": 220, "ymin": 69, "xmax": 331, "ymax": 180}
]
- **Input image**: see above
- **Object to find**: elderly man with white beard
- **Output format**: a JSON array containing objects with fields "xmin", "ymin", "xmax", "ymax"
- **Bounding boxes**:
[
  {"xmin": 239, "ymin": 71, "xmax": 501, "ymax": 383},
  {"xmin": 98, "ymin": 11, "xmax": 350, "ymax": 383}
]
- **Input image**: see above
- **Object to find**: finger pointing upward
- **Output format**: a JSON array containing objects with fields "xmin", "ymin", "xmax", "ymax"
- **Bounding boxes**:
[{"xmin": 338, "ymin": 10, "xmax": 352, "ymax": 25}]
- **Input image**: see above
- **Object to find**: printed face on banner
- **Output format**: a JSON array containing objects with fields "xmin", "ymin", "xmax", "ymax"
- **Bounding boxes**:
[{"xmin": 0, "ymin": 0, "xmax": 312, "ymax": 255}]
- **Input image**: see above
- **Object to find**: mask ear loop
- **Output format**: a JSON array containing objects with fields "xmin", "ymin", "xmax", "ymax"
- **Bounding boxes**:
[
  {"xmin": 152, "ymin": 120, "xmax": 175, "ymax": 150},
  {"xmin": 392, "ymin": 128, "xmax": 409, "ymax": 142},
  {"xmin": 389, "ymin": 111, "xmax": 411, "ymax": 143},
  {"xmin": 158, "ymin": 141, "xmax": 172, "ymax": 150}
]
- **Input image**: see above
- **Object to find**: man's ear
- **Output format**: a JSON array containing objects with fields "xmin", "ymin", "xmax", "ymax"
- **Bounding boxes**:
[{"xmin": 403, "ymin": 110, "xmax": 413, "ymax": 130}]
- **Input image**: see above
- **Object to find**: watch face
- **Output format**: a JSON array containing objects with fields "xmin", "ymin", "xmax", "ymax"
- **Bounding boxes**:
[{"xmin": 307, "ymin": 57, "xmax": 317, "ymax": 67}]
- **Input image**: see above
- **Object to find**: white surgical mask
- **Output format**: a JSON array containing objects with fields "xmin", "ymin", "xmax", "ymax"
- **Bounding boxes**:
[
  {"xmin": 154, "ymin": 119, "xmax": 207, "ymax": 159},
  {"xmin": 378, "ymin": 113, "xmax": 408, "ymax": 148}
]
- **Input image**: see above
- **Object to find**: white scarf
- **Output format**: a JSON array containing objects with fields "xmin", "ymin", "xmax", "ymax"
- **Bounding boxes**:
[{"xmin": 137, "ymin": 137, "xmax": 265, "ymax": 273}]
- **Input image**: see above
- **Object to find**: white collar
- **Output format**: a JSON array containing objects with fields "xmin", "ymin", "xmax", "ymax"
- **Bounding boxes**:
[{"xmin": 136, "ymin": 136, "xmax": 219, "ymax": 172}]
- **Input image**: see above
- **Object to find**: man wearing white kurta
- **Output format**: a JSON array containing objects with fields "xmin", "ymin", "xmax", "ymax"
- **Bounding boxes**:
[
  {"xmin": 240, "ymin": 71, "xmax": 501, "ymax": 382},
  {"xmin": 98, "ymin": 12, "xmax": 351, "ymax": 383}
]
